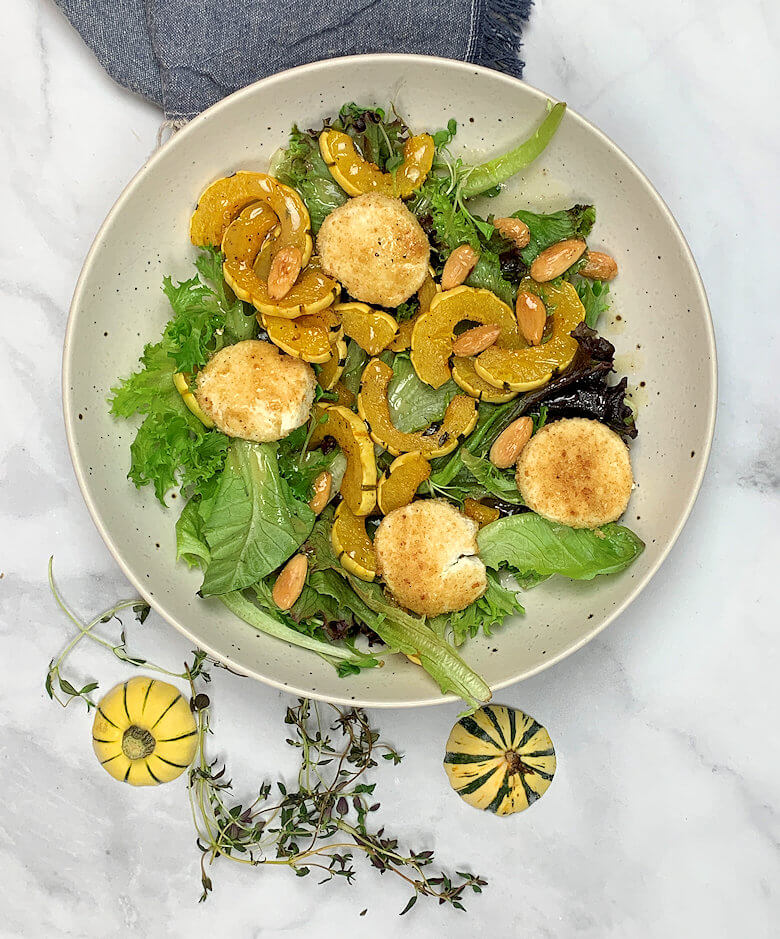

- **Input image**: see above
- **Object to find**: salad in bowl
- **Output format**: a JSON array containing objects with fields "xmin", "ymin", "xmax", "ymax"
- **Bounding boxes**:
[{"xmin": 111, "ymin": 101, "xmax": 643, "ymax": 707}]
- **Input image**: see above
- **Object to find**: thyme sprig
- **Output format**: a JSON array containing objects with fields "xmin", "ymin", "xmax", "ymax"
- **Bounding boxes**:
[{"xmin": 45, "ymin": 562, "xmax": 487, "ymax": 914}]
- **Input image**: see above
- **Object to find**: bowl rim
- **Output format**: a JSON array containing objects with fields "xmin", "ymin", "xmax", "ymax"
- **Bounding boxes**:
[{"xmin": 62, "ymin": 53, "xmax": 718, "ymax": 708}]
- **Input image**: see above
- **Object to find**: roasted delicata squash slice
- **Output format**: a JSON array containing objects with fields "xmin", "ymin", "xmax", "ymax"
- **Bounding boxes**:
[
  {"xmin": 309, "ymin": 405, "xmax": 376, "ymax": 515},
  {"xmin": 220, "ymin": 206, "xmax": 340, "ymax": 317},
  {"xmin": 451, "ymin": 357, "xmax": 518, "ymax": 403},
  {"xmin": 317, "ymin": 339, "xmax": 348, "ymax": 391},
  {"xmin": 463, "ymin": 498, "xmax": 501, "ymax": 528},
  {"xmin": 173, "ymin": 372, "xmax": 215, "ymax": 428},
  {"xmin": 475, "ymin": 280, "xmax": 585, "ymax": 391},
  {"xmin": 335, "ymin": 302, "xmax": 398, "ymax": 355},
  {"xmin": 377, "ymin": 452, "xmax": 431, "ymax": 514},
  {"xmin": 319, "ymin": 129, "xmax": 435, "ymax": 198},
  {"xmin": 358, "ymin": 358, "xmax": 478, "ymax": 458},
  {"xmin": 191, "ymin": 171, "xmax": 312, "ymax": 266},
  {"xmin": 444, "ymin": 704, "xmax": 556, "ymax": 815},
  {"xmin": 251, "ymin": 256, "xmax": 340, "ymax": 319},
  {"xmin": 331, "ymin": 502, "xmax": 377, "ymax": 581},
  {"xmin": 262, "ymin": 308, "xmax": 343, "ymax": 364},
  {"xmin": 411, "ymin": 286, "xmax": 520, "ymax": 388}
]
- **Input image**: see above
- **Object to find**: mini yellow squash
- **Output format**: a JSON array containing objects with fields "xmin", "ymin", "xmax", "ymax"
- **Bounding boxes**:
[
  {"xmin": 92, "ymin": 676, "xmax": 198, "ymax": 786},
  {"xmin": 444, "ymin": 704, "xmax": 556, "ymax": 815}
]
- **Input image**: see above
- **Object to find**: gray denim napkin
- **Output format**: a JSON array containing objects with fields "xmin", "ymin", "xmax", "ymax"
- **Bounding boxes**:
[{"xmin": 54, "ymin": 0, "xmax": 531, "ymax": 120}]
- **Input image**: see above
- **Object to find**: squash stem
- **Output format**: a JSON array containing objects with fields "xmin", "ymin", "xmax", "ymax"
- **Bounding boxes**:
[{"xmin": 122, "ymin": 725, "xmax": 156, "ymax": 760}]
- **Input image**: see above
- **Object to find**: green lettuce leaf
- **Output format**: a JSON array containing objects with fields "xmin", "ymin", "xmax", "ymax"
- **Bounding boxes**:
[
  {"xmin": 272, "ymin": 127, "xmax": 348, "ymax": 232},
  {"xmin": 200, "ymin": 441, "xmax": 314, "ymax": 596},
  {"xmin": 575, "ymin": 277, "xmax": 611, "ymax": 329},
  {"xmin": 387, "ymin": 354, "xmax": 459, "ymax": 433},
  {"xmin": 460, "ymin": 102, "xmax": 567, "ymax": 199},
  {"xmin": 306, "ymin": 512, "xmax": 491, "ymax": 707},
  {"xmin": 110, "ymin": 341, "xmax": 229, "ymax": 503},
  {"xmin": 478, "ymin": 514, "xmax": 645, "ymax": 581},
  {"xmin": 459, "ymin": 450, "xmax": 525, "ymax": 504},
  {"xmin": 218, "ymin": 590, "xmax": 378, "ymax": 670},
  {"xmin": 429, "ymin": 572, "xmax": 524, "ymax": 646},
  {"xmin": 510, "ymin": 204, "xmax": 596, "ymax": 267}
]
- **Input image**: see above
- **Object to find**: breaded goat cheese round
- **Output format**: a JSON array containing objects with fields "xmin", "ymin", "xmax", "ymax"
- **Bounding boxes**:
[
  {"xmin": 194, "ymin": 340, "xmax": 315, "ymax": 442},
  {"xmin": 374, "ymin": 500, "xmax": 487, "ymax": 617},
  {"xmin": 516, "ymin": 418, "xmax": 633, "ymax": 529},
  {"xmin": 317, "ymin": 193, "xmax": 429, "ymax": 307}
]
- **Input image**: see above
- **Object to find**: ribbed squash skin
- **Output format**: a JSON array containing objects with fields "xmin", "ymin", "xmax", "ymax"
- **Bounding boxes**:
[
  {"xmin": 451, "ymin": 357, "xmax": 518, "ymax": 403},
  {"xmin": 411, "ymin": 286, "xmax": 520, "ymax": 389},
  {"xmin": 331, "ymin": 502, "xmax": 377, "ymax": 581},
  {"xmin": 319, "ymin": 130, "xmax": 434, "ymax": 198},
  {"xmin": 336, "ymin": 302, "xmax": 398, "ymax": 355},
  {"xmin": 317, "ymin": 339, "xmax": 348, "ymax": 391},
  {"xmin": 190, "ymin": 171, "xmax": 312, "ymax": 266},
  {"xmin": 444, "ymin": 704, "xmax": 556, "ymax": 815},
  {"xmin": 377, "ymin": 452, "xmax": 431, "ymax": 514},
  {"xmin": 92, "ymin": 677, "xmax": 197, "ymax": 787},
  {"xmin": 262, "ymin": 308, "xmax": 343, "ymax": 363},
  {"xmin": 474, "ymin": 280, "xmax": 586, "ymax": 391},
  {"xmin": 357, "ymin": 358, "xmax": 477, "ymax": 458},
  {"xmin": 308, "ymin": 405, "xmax": 377, "ymax": 515}
]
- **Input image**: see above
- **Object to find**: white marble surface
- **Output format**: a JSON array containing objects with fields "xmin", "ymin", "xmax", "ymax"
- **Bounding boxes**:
[{"xmin": 1, "ymin": 0, "xmax": 778, "ymax": 935}]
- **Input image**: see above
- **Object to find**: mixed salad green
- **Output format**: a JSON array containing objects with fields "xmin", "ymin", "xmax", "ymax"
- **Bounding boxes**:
[{"xmin": 111, "ymin": 103, "xmax": 643, "ymax": 707}]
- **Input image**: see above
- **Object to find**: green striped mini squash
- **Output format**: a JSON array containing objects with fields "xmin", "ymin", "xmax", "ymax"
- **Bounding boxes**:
[{"xmin": 444, "ymin": 704, "xmax": 556, "ymax": 815}]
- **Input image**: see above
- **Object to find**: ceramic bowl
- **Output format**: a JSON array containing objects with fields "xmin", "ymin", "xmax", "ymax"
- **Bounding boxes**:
[{"xmin": 63, "ymin": 54, "xmax": 716, "ymax": 706}]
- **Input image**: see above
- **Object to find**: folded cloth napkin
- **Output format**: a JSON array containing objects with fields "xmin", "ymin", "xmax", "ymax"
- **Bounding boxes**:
[{"xmin": 54, "ymin": 0, "xmax": 531, "ymax": 120}]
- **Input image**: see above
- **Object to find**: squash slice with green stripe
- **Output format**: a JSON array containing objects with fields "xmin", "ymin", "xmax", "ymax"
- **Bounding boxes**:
[{"xmin": 444, "ymin": 704, "xmax": 556, "ymax": 814}]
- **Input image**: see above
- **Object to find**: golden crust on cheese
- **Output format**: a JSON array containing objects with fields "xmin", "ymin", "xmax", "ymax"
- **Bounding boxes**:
[
  {"xmin": 195, "ymin": 339, "xmax": 315, "ymax": 442},
  {"xmin": 317, "ymin": 193, "xmax": 429, "ymax": 307},
  {"xmin": 515, "ymin": 418, "xmax": 633, "ymax": 529},
  {"xmin": 374, "ymin": 499, "xmax": 487, "ymax": 616}
]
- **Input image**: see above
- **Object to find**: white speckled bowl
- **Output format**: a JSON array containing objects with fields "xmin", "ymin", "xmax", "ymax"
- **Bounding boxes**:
[{"xmin": 63, "ymin": 55, "xmax": 716, "ymax": 707}]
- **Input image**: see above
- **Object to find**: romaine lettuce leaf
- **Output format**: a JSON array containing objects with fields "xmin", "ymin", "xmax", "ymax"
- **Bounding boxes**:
[
  {"xmin": 200, "ymin": 441, "xmax": 314, "ymax": 596},
  {"xmin": 478, "ymin": 513, "xmax": 644, "ymax": 581}
]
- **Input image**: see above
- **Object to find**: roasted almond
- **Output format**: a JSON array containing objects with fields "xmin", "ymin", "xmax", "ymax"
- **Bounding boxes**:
[
  {"xmin": 493, "ymin": 217, "xmax": 531, "ymax": 249},
  {"xmin": 441, "ymin": 244, "xmax": 479, "ymax": 290},
  {"xmin": 489, "ymin": 416, "xmax": 534, "ymax": 469},
  {"xmin": 530, "ymin": 238, "xmax": 587, "ymax": 282},
  {"xmin": 579, "ymin": 250, "xmax": 618, "ymax": 281},
  {"xmin": 272, "ymin": 554, "xmax": 308, "ymax": 610},
  {"xmin": 267, "ymin": 245, "xmax": 303, "ymax": 300},
  {"xmin": 451, "ymin": 323, "xmax": 501, "ymax": 357},
  {"xmin": 308, "ymin": 470, "xmax": 333, "ymax": 514},
  {"xmin": 515, "ymin": 291, "xmax": 546, "ymax": 346}
]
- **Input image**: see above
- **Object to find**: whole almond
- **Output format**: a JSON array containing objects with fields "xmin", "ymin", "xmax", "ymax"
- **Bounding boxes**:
[
  {"xmin": 515, "ymin": 291, "xmax": 546, "ymax": 346},
  {"xmin": 308, "ymin": 470, "xmax": 333, "ymax": 514},
  {"xmin": 272, "ymin": 554, "xmax": 308, "ymax": 610},
  {"xmin": 441, "ymin": 244, "xmax": 479, "ymax": 290},
  {"xmin": 493, "ymin": 217, "xmax": 531, "ymax": 249},
  {"xmin": 579, "ymin": 250, "xmax": 618, "ymax": 281},
  {"xmin": 530, "ymin": 238, "xmax": 587, "ymax": 282},
  {"xmin": 489, "ymin": 416, "xmax": 534, "ymax": 469},
  {"xmin": 452, "ymin": 323, "xmax": 501, "ymax": 357},
  {"xmin": 267, "ymin": 245, "xmax": 303, "ymax": 300}
]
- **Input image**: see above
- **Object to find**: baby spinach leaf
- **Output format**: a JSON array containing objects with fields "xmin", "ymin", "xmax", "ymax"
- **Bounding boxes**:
[
  {"xmin": 478, "ymin": 514, "xmax": 644, "ymax": 581},
  {"xmin": 200, "ymin": 441, "xmax": 314, "ymax": 596}
]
